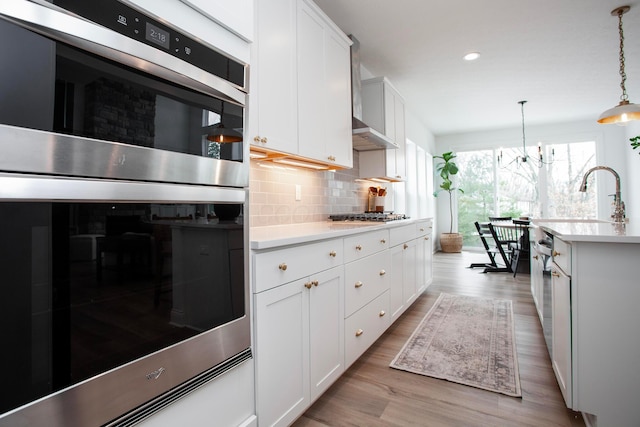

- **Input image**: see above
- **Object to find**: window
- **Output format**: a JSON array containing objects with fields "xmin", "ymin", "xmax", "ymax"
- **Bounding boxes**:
[{"xmin": 456, "ymin": 141, "xmax": 596, "ymax": 248}]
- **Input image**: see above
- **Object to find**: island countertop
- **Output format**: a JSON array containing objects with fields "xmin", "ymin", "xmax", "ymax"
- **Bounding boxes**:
[{"xmin": 533, "ymin": 218, "xmax": 640, "ymax": 243}]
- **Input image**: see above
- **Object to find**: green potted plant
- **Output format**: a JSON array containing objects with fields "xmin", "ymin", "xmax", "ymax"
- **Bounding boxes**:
[{"xmin": 434, "ymin": 151, "xmax": 464, "ymax": 253}]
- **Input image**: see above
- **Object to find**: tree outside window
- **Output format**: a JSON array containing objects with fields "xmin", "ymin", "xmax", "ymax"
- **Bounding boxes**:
[{"xmin": 455, "ymin": 141, "xmax": 596, "ymax": 249}]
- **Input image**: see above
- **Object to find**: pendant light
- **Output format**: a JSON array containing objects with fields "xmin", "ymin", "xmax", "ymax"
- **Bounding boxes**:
[
  {"xmin": 207, "ymin": 101, "xmax": 243, "ymax": 143},
  {"xmin": 497, "ymin": 101, "xmax": 553, "ymax": 169},
  {"xmin": 207, "ymin": 123, "xmax": 243, "ymax": 143},
  {"xmin": 598, "ymin": 5, "xmax": 640, "ymax": 124}
]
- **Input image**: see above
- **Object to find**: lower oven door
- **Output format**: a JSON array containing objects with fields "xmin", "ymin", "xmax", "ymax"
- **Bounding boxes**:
[{"xmin": 0, "ymin": 175, "xmax": 249, "ymax": 426}]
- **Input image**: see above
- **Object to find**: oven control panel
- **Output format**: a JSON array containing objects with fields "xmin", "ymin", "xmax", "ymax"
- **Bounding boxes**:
[{"xmin": 53, "ymin": 0, "xmax": 245, "ymax": 88}]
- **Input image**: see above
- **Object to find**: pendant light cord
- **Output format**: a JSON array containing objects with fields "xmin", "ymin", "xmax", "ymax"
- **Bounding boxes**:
[{"xmin": 618, "ymin": 9, "xmax": 628, "ymax": 103}]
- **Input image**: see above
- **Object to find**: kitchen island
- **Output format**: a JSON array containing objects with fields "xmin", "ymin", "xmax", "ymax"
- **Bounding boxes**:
[{"xmin": 533, "ymin": 219, "xmax": 640, "ymax": 427}]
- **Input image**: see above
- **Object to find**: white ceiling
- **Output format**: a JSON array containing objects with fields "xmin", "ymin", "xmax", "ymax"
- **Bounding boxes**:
[{"xmin": 313, "ymin": 0, "xmax": 640, "ymax": 136}]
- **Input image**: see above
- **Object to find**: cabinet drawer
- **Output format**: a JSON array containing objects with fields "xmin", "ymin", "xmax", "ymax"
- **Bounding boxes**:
[
  {"xmin": 343, "ymin": 229, "xmax": 389, "ymax": 263},
  {"xmin": 344, "ymin": 250, "xmax": 390, "ymax": 317},
  {"xmin": 253, "ymin": 239, "xmax": 343, "ymax": 293},
  {"xmin": 389, "ymin": 224, "xmax": 416, "ymax": 247},
  {"xmin": 345, "ymin": 290, "xmax": 390, "ymax": 367},
  {"xmin": 415, "ymin": 220, "xmax": 433, "ymax": 238},
  {"xmin": 553, "ymin": 237, "xmax": 571, "ymax": 275}
]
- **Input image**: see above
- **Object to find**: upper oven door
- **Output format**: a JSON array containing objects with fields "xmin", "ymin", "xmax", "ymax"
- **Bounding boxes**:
[{"xmin": 0, "ymin": 0, "xmax": 248, "ymax": 188}]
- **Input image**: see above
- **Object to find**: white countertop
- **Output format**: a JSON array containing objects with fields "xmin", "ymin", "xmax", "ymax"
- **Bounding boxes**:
[
  {"xmin": 533, "ymin": 218, "xmax": 640, "ymax": 243},
  {"xmin": 250, "ymin": 218, "xmax": 423, "ymax": 250}
]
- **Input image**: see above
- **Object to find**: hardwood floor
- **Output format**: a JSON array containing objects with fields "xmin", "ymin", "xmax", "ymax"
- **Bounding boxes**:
[{"xmin": 293, "ymin": 251, "xmax": 586, "ymax": 427}]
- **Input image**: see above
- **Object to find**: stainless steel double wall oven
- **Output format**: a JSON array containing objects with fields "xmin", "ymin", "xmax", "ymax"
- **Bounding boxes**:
[{"xmin": 0, "ymin": 0, "xmax": 249, "ymax": 425}]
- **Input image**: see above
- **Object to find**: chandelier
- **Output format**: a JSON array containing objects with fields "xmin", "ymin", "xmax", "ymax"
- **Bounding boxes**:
[
  {"xmin": 598, "ymin": 5, "xmax": 640, "ymax": 124},
  {"xmin": 497, "ymin": 101, "xmax": 553, "ymax": 169}
]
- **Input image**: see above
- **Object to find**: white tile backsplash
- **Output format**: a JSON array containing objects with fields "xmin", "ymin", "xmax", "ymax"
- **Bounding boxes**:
[{"xmin": 249, "ymin": 151, "xmax": 371, "ymax": 227}]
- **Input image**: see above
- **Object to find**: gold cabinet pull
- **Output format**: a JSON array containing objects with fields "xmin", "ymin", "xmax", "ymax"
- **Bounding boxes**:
[
  {"xmin": 379, "ymin": 310, "xmax": 386, "ymax": 317},
  {"xmin": 403, "ymin": 243, "xmax": 409, "ymax": 250},
  {"xmin": 327, "ymin": 155, "xmax": 336, "ymax": 161},
  {"xmin": 380, "ymin": 239, "xmax": 386, "ymax": 244},
  {"xmin": 304, "ymin": 282, "xmax": 313, "ymax": 289},
  {"xmin": 553, "ymin": 250, "xmax": 560, "ymax": 257},
  {"xmin": 278, "ymin": 263, "xmax": 287, "ymax": 271},
  {"xmin": 329, "ymin": 251, "xmax": 336, "ymax": 257},
  {"xmin": 355, "ymin": 245, "xmax": 362, "ymax": 251},
  {"xmin": 551, "ymin": 271, "xmax": 561, "ymax": 278},
  {"xmin": 312, "ymin": 280, "xmax": 319, "ymax": 287},
  {"xmin": 354, "ymin": 281, "xmax": 363, "ymax": 288},
  {"xmin": 379, "ymin": 269, "xmax": 386, "ymax": 276},
  {"xmin": 533, "ymin": 255, "xmax": 539, "ymax": 260},
  {"xmin": 261, "ymin": 137, "xmax": 268, "ymax": 143},
  {"xmin": 420, "ymin": 228, "xmax": 425, "ymax": 232},
  {"xmin": 355, "ymin": 329, "xmax": 364, "ymax": 337},
  {"xmin": 253, "ymin": 136, "xmax": 261, "ymax": 143},
  {"xmin": 424, "ymin": 237, "xmax": 429, "ymax": 240}
]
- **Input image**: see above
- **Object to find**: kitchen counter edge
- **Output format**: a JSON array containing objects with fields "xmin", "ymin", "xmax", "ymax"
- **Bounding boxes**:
[{"xmin": 250, "ymin": 218, "xmax": 432, "ymax": 250}]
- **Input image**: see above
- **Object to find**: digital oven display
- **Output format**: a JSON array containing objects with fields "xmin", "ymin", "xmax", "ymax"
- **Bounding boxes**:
[{"xmin": 145, "ymin": 22, "xmax": 169, "ymax": 49}]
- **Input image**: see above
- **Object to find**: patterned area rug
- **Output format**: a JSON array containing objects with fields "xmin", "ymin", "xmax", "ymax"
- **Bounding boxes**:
[{"xmin": 390, "ymin": 293, "xmax": 521, "ymax": 397}]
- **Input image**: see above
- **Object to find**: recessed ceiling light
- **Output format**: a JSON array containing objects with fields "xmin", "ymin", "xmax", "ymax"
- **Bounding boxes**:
[{"xmin": 464, "ymin": 52, "xmax": 480, "ymax": 61}]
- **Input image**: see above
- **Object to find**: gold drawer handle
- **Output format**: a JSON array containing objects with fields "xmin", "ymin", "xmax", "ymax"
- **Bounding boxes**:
[
  {"xmin": 355, "ymin": 245, "xmax": 362, "ymax": 251},
  {"xmin": 533, "ymin": 255, "xmax": 539, "ymax": 260},
  {"xmin": 379, "ymin": 310, "xmax": 386, "ymax": 317},
  {"xmin": 424, "ymin": 236, "xmax": 429, "ymax": 240},
  {"xmin": 355, "ymin": 329, "xmax": 364, "ymax": 337},
  {"xmin": 379, "ymin": 269, "xmax": 386, "ymax": 276},
  {"xmin": 355, "ymin": 281, "xmax": 363, "ymax": 288},
  {"xmin": 403, "ymin": 244, "xmax": 409, "ymax": 250},
  {"xmin": 420, "ymin": 228, "xmax": 425, "ymax": 232},
  {"xmin": 278, "ymin": 263, "xmax": 287, "ymax": 271},
  {"xmin": 380, "ymin": 239, "xmax": 386, "ymax": 244},
  {"xmin": 312, "ymin": 280, "xmax": 319, "ymax": 287},
  {"xmin": 261, "ymin": 137, "xmax": 268, "ymax": 143},
  {"xmin": 304, "ymin": 282, "xmax": 313, "ymax": 289},
  {"xmin": 551, "ymin": 271, "xmax": 561, "ymax": 278},
  {"xmin": 329, "ymin": 251, "xmax": 337, "ymax": 257},
  {"xmin": 553, "ymin": 250, "xmax": 560, "ymax": 257},
  {"xmin": 327, "ymin": 155, "xmax": 336, "ymax": 161}
]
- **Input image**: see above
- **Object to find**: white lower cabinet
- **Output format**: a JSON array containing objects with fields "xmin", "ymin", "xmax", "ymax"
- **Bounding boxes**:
[
  {"xmin": 252, "ymin": 222, "xmax": 434, "ymax": 426},
  {"xmin": 551, "ymin": 263, "xmax": 572, "ymax": 407},
  {"xmin": 255, "ymin": 266, "xmax": 344, "ymax": 427}
]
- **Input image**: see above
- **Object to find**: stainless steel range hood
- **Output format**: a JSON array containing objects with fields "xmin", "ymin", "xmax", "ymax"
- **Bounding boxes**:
[{"xmin": 350, "ymin": 35, "xmax": 397, "ymax": 151}]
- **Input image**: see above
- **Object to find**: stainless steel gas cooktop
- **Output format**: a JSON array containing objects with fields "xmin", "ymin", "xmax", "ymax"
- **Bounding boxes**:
[{"xmin": 328, "ymin": 212, "xmax": 409, "ymax": 222}]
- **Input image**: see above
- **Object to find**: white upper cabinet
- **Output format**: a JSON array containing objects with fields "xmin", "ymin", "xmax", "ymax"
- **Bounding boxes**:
[
  {"xmin": 250, "ymin": 0, "xmax": 353, "ymax": 168},
  {"xmin": 180, "ymin": 0, "xmax": 254, "ymax": 42},
  {"xmin": 297, "ymin": 0, "xmax": 353, "ymax": 168},
  {"xmin": 360, "ymin": 77, "xmax": 406, "ymax": 181},
  {"xmin": 250, "ymin": 0, "xmax": 298, "ymax": 154}
]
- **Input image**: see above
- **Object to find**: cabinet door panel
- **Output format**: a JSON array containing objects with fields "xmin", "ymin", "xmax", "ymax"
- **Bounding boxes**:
[
  {"xmin": 309, "ymin": 266, "xmax": 344, "ymax": 400},
  {"xmin": 297, "ymin": 2, "xmax": 325, "ymax": 161},
  {"xmin": 255, "ymin": 278, "xmax": 309, "ymax": 427},
  {"xmin": 551, "ymin": 266, "xmax": 572, "ymax": 407},
  {"xmin": 253, "ymin": 0, "xmax": 297, "ymax": 154}
]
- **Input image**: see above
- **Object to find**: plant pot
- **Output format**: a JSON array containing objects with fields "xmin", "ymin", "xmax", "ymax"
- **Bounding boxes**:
[{"xmin": 440, "ymin": 233, "xmax": 463, "ymax": 253}]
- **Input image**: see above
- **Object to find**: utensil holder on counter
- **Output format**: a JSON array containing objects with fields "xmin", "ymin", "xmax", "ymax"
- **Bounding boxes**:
[{"xmin": 368, "ymin": 195, "xmax": 385, "ymax": 212}]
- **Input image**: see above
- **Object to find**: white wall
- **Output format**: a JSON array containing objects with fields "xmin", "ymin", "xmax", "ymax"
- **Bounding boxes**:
[{"xmin": 433, "ymin": 119, "xmax": 634, "ymax": 239}]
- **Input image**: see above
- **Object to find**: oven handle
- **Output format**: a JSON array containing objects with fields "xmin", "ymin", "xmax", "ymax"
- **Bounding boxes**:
[
  {"xmin": 0, "ymin": 0, "xmax": 246, "ymax": 106},
  {"xmin": 0, "ymin": 173, "xmax": 247, "ymax": 203}
]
